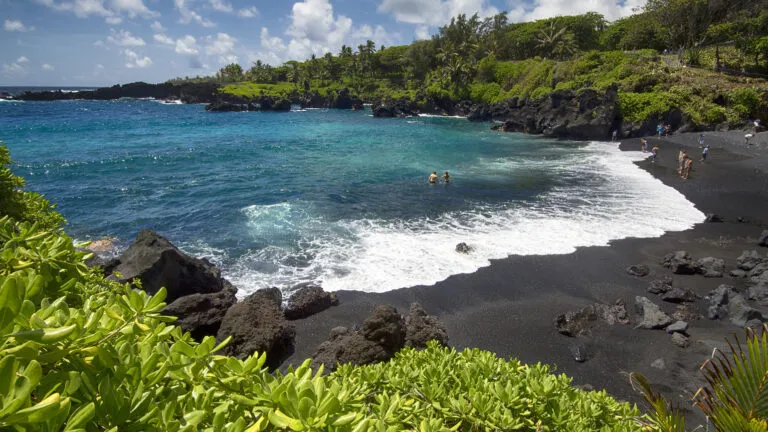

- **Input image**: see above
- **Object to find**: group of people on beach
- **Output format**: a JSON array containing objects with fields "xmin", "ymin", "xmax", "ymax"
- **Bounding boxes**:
[
  {"xmin": 656, "ymin": 123, "xmax": 672, "ymax": 137},
  {"xmin": 677, "ymin": 149, "xmax": 694, "ymax": 179},
  {"xmin": 429, "ymin": 171, "xmax": 451, "ymax": 184},
  {"xmin": 641, "ymin": 138, "xmax": 660, "ymax": 163}
]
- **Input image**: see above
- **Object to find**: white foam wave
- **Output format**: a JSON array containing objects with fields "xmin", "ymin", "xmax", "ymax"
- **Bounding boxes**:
[
  {"xmin": 216, "ymin": 142, "xmax": 704, "ymax": 296},
  {"xmin": 417, "ymin": 114, "xmax": 466, "ymax": 119}
]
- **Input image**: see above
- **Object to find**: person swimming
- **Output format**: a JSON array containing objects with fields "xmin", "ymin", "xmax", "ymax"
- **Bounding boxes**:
[
  {"xmin": 442, "ymin": 171, "xmax": 451, "ymax": 183},
  {"xmin": 428, "ymin": 171, "xmax": 438, "ymax": 184}
]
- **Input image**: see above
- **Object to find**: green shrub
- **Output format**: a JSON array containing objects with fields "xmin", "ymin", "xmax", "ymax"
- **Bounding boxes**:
[
  {"xmin": 617, "ymin": 91, "xmax": 678, "ymax": 123},
  {"xmin": 729, "ymin": 87, "xmax": 762, "ymax": 118}
]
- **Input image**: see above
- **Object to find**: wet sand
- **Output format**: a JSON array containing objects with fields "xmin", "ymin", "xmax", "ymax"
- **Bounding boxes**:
[{"xmin": 284, "ymin": 130, "xmax": 768, "ymax": 425}]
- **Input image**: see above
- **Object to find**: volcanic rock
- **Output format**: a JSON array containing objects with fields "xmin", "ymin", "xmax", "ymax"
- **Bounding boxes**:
[
  {"xmin": 283, "ymin": 283, "xmax": 339, "ymax": 320},
  {"xmin": 455, "ymin": 242, "xmax": 474, "ymax": 254},
  {"xmin": 634, "ymin": 296, "xmax": 674, "ymax": 329},
  {"xmin": 648, "ymin": 276, "xmax": 673, "ymax": 294},
  {"xmin": 626, "ymin": 264, "xmax": 650, "ymax": 277},
  {"xmin": 405, "ymin": 303, "xmax": 448, "ymax": 348},
  {"xmin": 163, "ymin": 282, "xmax": 237, "ymax": 340},
  {"xmin": 216, "ymin": 288, "xmax": 295, "ymax": 369},
  {"xmin": 106, "ymin": 229, "xmax": 227, "ymax": 303},
  {"xmin": 696, "ymin": 257, "xmax": 725, "ymax": 278},
  {"xmin": 662, "ymin": 251, "xmax": 698, "ymax": 275},
  {"xmin": 661, "ymin": 287, "xmax": 697, "ymax": 303}
]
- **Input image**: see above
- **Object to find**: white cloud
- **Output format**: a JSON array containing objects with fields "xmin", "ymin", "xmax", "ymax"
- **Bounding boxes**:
[
  {"xmin": 105, "ymin": 16, "xmax": 123, "ymax": 24},
  {"xmin": 17, "ymin": 56, "xmax": 30, "ymax": 64},
  {"xmin": 154, "ymin": 33, "xmax": 175, "ymax": 45},
  {"xmin": 94, "ymin": 63, "xmax": 105, "ymax": 76},
  {"xmin": 2, "ymin": 62, "xmax": 26, "ymax": 75},
  {"xmin": 124, "ymin": 49, "xmax": 153, "ymax": 68},
  {"xmin": 252, "ymin": 1, "xmax": 399, "ymax": 65},
  {"xmin": 415, "ymin": 25, "xmax": 430, "ymax": 40},
  {"xmin": 151, "ymin": 20, "xmax": 165, "ymax": 31},
  {"xmin": 205, "ymin": 32, "xmax": 236, "ymax": 55},
  {"xmin": 507, "ymin": 0, "xmax": 644, "ymax": 21},
  {"xmin": 93, "ymin": 40, "xmax": 107, "ymax": 47},
  {"xmin": 42, "ymin": 63, "xmax": 55, "ymax": 71},
  {"xmin": 209, "ymin": 0, "xmax": 233, "ymax": 13},
  {"xmin": 175, "ymin": 35, "xmax": 199, "ymax": 55},
  {"xmin": 175, "ymin": 0, "xmax": 215, "ymax": 27},
  {"xmin": 109, "ymin": 0, "xmax": 159, "ymax": 18},
  {"xmin": 379, "ymin": 0, "xmax": 497, "ymax": 26},
  {"xmin": 237, "ymin": 7, "xmax": 258, "ymax": 18},
  {"xmin": 107, "ymin": 29, "xmax": 146, "ymax": 46},
  {"xmin": 4, "ymin": 19, "xmax": 34, "ymax": 32}
]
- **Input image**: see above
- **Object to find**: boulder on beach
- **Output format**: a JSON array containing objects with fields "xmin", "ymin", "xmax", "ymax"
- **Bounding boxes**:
[
  {"xmin": 105, "ymin": 229, "xmax": 227, "ymax": 303},
  {"xmin": 759, "ymin": 230, "xmax": 768, "ymax": 247},
  {"xmin": 662, "ymin": 251, "xmax": 699, "ymax": 275},
  {"xmin": 661, "ymin": 287, "xmax": 697, "ymax": 303},
  {"xmin": 405, "ymin": 303, "xmax": 448, "ymax": 348},
  {"xmin": 626, "ymin": 264, "xmax": 650, "ymax": 277},
  {"xmin": 748, "ymin": 283, "xmax": 768, "ymax": 306},
  {"xmin": 648, "ymin": 276, "xmax": 673, "ymax": 294},
  {"xmin": 283, "ymin": 283, "xmax": 339, "ymax": 320},
  {"xmin": 728, "ymin": 294, "xmax": 768, "ymax": 328},
  {"xmin": 634, "ymin": 296, "xmax": 674, "ymax": 329},
  {"xmin": 737, "ymin": 250, "xmax": 763, "ymax": 271},
  {"xmin": 671, "ymin": 332, "xmax": 690, "ymax": 348},
  {"xmin": 707, "ymin": 285, "xmax": 734, "ymax": 320},
  {"xmin": 555, "ymin": 300, "xmax": 629, "ymax": 336},
  {"xmin": 696, "ymin": 257, "xmax": 725, "ymax": 278},
  {"xmin": 311, "ymin": 305, "xmax": 406, "ymax": 371},
  {"xmin": 216, "ymin": 288, "xmax": 295, "ymax": 369},
  {"xmin": 163, "ymin": 282, "xmax": 237, "ymax": 340},
  {"xmin": 704, "ymin": 213, "xmax": 723, "ymax": 223}
]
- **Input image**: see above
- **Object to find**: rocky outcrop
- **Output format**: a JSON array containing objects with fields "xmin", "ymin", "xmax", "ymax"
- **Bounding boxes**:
[
  {"xmin": 283, "ymin": 283, "xmax": 338, "ymax": 320},
  {"xmin": 555, "ymin": 300, "xmax": 630, "ymax": 336},
  {"xmin": 490, "ymin": 85, "xmax": 620, "ymax": 141},
  {"xmin": 372, "ymin": 99, "xmax": 418, "ymax": 118},
  {"xmin": 635, "ymin": 296, "xmax": 674, "ymax": 329},
  {"xmin": 163, "ymin": 283, "xmax": 237, "ymax": 340},
  {"xmin": 405, "ymin": 303, "xmax": 448, "ymax": 348},
  {"xmin": 105, "ymin": 230, "xmax": 227, "ymax": 303},
  {"xmin": 205, "ymin": 96, "xmax": 292, "ymax": 112},
  {"xmin": 216, "ymin": 288, "xmax": 295, "ymax": 369},
  {"xmin": 311, "ymin": 304, "xmax": 447, "ymax": 371},
  {"xmin": 737, "ymin": 250, "xmax": 763, "ymax": 271},
  {"xmin": 662, "ymin": 251, "xmax": 699, "ymax": 275},
  {"xmin": 15, "ymin": 81, "xmax": 220, "ymax": 104},
  {"xmin": 311, "ymin": 305, "xmax": 405, "ymax": 371}
]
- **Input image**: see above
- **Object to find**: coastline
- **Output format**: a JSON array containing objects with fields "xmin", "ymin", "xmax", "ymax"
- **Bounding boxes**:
[{"xmin": 283, "ymin": 130, "xmax": 768, "ymax": 424}]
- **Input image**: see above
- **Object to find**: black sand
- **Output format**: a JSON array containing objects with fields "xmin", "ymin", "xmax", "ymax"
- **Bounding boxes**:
[{"xmin": 284, "ymin": 130, "xmax": 768, "ymax": 424}]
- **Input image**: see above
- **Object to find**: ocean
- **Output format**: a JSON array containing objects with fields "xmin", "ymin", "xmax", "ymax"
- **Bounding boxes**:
[{"xmin": 0, "ymin": 98, "xmax": 705, "ymax": 296}]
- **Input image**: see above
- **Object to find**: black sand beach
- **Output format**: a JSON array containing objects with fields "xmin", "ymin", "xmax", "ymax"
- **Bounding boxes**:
[{"xmin": 284, "ymin": 130, "xmax": 768, "ymax": 424}]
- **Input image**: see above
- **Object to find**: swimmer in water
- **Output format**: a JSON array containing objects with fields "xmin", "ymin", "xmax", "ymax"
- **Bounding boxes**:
[
  {"xmin": 428, "ymin": 171, "xmax": 438, "ymax": 184},
  {"xmin": 442, "ymin": 171, "xmax": 451, "ymax": 183}
]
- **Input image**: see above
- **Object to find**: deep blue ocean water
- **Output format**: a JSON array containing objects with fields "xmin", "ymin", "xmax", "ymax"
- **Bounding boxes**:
[{"xmin": 0, "ymin": 98, "xmax": 704, "ymax": 295}]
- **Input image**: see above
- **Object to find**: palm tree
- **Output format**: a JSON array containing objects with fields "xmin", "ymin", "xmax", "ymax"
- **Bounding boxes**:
[{"xmin": 536, "ymin": 21, "xmax": 577, "ymax": 59}]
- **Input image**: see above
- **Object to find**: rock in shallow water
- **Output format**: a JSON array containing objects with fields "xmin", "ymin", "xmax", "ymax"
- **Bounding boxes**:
[{"xmin": 455, "ymin": 242, "xmax": 474, "ymax": 254}]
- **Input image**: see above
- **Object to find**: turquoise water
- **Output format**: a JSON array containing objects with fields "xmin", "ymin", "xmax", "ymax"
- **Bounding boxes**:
[{"xmin": 0, "ymin": 99, "xmax": 704, "ymax": 294}]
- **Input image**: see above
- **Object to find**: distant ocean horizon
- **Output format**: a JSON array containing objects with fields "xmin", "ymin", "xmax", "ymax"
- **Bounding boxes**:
[
  {"xmin": 0, "ymin": 98, "xmax": 705, "ymax": 297},
  {"xmin": 0, "ymin": 86, "xmax": 99, "ymax": 96}
]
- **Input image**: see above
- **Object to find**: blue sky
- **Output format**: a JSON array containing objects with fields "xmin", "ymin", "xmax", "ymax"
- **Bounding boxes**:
[{"xmin": 1, "ymin": 0, "xmax": 642, "ymax": 86}]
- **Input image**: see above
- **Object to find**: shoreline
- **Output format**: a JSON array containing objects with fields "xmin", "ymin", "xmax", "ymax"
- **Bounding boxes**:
[{"xmin": 283, "ymin": 130, "xmax": 768, "ymax": 425}]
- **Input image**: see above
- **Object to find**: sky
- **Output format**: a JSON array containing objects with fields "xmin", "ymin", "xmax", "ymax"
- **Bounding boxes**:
[{"xmin": 1, "ymin": 0, "xmax": 644, "ymax": 86}]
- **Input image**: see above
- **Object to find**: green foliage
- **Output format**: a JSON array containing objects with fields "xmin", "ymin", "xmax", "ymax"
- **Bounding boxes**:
[
  {"xmin": 617, "ymin": 91, "xmax": 679, "ymax": 123},
  {"xmin": 0, "ymin": 143, "xmax": 64, "ymax": 230},
  {"xmin": 729, "ymin": 87, "xmax": 764, "ymax": 117},
  {"xmin": 694, "ymin": 325, "xmax": 768, "ymax": 431},
  {"xmin": 629, "ymin": 373, "xmax": 686, "ymax": 432},
  {"xmin": 0, "ymin": 147, "xmax": 649, "ymax": 431}
]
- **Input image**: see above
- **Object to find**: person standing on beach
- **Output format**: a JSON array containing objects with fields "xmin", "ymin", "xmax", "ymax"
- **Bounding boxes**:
[
  {"xmin": 651, "ymin": 146, "xmax": 659, "ymax": 163},
  {"xmin": 429, "ymin": 171, "xmax": 438, "ymax": 184},
  {"xmin": 612, "ymin": 130, "xmax": 618, "ymax": 141},
  {"xmin": 641, "ymin": 138, "xmax": 648, "ymax": 152},
  {"xmin": 678, "ymin": 150, "xmax": 687, "ymax": 175},
  {"xmin": 701, "ymin": 144, "xmax": 709, "ymax": 162},
  {"xmin": 682, "ymin": 157, "xmax": 693, "ymax": 179},
  {"xmin": 699, "ymin": 134, "xmax": 705, "ymax": 147}
]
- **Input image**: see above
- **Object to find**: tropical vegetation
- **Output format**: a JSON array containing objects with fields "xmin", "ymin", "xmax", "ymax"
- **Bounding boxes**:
[{"xmin": 169, "ymin": 0, "xmax": 768, "ymax": 128}]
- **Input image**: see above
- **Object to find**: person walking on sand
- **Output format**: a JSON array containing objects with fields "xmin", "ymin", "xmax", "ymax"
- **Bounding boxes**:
[
  {"xmin": 641, "ymin": 138, "xmax": 648, "ymax": 152},
  {"xmin": 701, "ymin": 144, "xmax": 709, "ymax": 162},
  {"xmin": 650, "ymin": 146, "xmax": 659, "ymax": 163},
  {"xmin": 678, "ymin": 150, "xmax": 687, "ymax": 175},
  {"xmin": 442, "ymin": 171, "xmax": 451, "ymax": 183},
  {"xmin": 682, "ymin": 157, "xmax": 693, "ymax": 179},
  {"xmin": 699, "ymin": 134, "xmax": 705, "ymax": 147},
  {"xmin": 612, "ymin": 130, "xmax": 618, "ymax": 141},
  {"xmin": 428, "ymin": 171, "xmax": 438, "ymax": 184}
]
